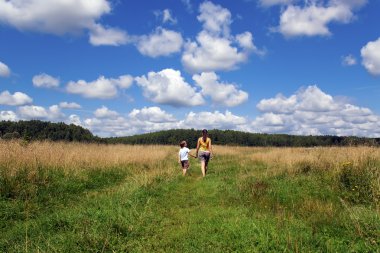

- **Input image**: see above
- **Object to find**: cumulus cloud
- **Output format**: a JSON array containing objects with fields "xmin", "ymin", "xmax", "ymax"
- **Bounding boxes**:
[
  {"xmin": 81, "ymin": 106, "xmax": 248, "ymax": 137},
  {"xmin": 68, "ymin": 114, "xmax": 82, "ymax": 126},
  {"xmin": 18, "ymin": 105, "xmax": 64, "ymax": 120},
  {"xmin": 32, "ymin": 73, "xmax": 60, "ymax": 88},
  {"xmin": 251, "ymin": 85, "xmax": 380, "ymax": 137},
  {"xmin": 66, "ymin": 75, "xmax": 133, "ymax": 99},
  {"xmin": 278, "ymin": 4, "xmax": 353, "ymax": 37},
  {"xmin": 361, "ymin": 37, "xmax": 380, "ymax": 75},
  {"xmin": 59, "ymin": 102, "xmax": 81, "ymax": 109},
  {"xmin": 0, "ymin": 90, "xmax": 33, "ymax": 106},
  {"xmin": 268, "ymin": 0, "xmax": 367, "ymax": 37},
  {"xmin": 0, "ymin": 111, "xmax": 17, "ymax": 121},
  {"xmin": 0, "ymin": 0, "xmax": 110, "ymax": 34},
  {"xmin": 54, "ymin": 86, "xmax": 380, "ymax": 137},
  {"xmin": 197, "ymin": 1, "xmax": 232, "ymax": 37},
  {"xmin": 182, "ymin": 1, "xmax": 263, "ymax": 73},
  {"xmin": 89, "ymin": 23, "xmax": 130, "ymax": 46},
  {"xmin": 183, "ymin": 110, "xmax": 247, "ymax": 130},
  {"xmin": 137, "ymin": 28, "xmax": 183, "ymax": 57},
  {"xmin": 83, "ymin": 106, "xmax": 180, "ymax": 137},
  {"xmin": 182, "ymin": 32, "xmax": 251, "ymax": 73},
  {"xmin": 193, "ymin": 72, "xmax": 248, "ymax": 107},
  {"xmin": 135, "ymin": 68, "xmax": 204, "ymax": 107},
  {"xmin": 94, "ymin": 106, "xmax": 119, "ymax": 119},
  {"xmin": 342, "ymin": 54, "xmax": 357, "ymax": 66},
  {"xmin": 0, "ymin": 0, "xmax": 131, "ymax": 46},
  {"xmin": 129, "ymin": 107, "xmax": 176, "ymax": 123},
  {"xmin": 0, "ymin": 61, "xmax": 11, "ymax": 77}
]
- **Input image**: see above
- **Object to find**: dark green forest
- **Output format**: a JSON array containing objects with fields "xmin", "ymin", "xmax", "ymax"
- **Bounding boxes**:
[
  {"xmin": 1, "ymin": 120, "xmax": 378, "ymax": 147},
  {"xmin": 105, "ymin": 129, "xmax": 380, "ymax": 148},
  {"xmin": 0, "ymin": 120, "xmax": 96, "ymax": 142}
]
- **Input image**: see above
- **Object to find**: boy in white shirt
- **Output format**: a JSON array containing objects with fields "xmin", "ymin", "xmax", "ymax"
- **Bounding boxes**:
[{"xmin": 178, "ymin": 140, "xmax": 195, "ymax": 176}]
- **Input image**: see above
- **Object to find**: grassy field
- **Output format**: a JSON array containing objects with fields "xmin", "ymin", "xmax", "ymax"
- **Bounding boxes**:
[{"xmin": 0, "ymin": 141, "xmax": 379, "ymax": 252}]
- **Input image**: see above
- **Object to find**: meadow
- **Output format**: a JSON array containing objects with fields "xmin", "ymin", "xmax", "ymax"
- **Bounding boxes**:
[{"xmin": 0, "ymin": 141, "xmax": 379, "ymax": 252}]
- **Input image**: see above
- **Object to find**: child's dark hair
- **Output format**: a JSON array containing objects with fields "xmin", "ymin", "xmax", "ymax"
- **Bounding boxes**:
[{"xmin": 180, "ymin": 140, "xmax": 186, "ymax": 148}]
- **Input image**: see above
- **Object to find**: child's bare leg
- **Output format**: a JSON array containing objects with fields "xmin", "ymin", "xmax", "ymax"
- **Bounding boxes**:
[{"xmin": 182, "ymin": 169, "xmax": 187, "ymax": 176}]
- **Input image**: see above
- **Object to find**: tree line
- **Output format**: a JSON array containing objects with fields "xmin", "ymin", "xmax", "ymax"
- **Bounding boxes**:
[
  {"xmin": 0, "ymin": 120, "xmax": 95, "ymax": 142},
  {"xmin": 1, "ymin": 120, "xmax": 379, "ymax": 147},
  {"xmin": 105, "ymin": 129, "xmax": 380, "ymax": 148}
]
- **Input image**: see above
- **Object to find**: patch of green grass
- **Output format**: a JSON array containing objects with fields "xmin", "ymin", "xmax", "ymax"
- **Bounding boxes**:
[{"xmin": 1, "ymin": 154, "xmax": 379, "ymax": 252}]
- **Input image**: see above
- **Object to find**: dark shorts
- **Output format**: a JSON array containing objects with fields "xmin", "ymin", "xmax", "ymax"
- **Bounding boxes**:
[
  {"xmin": 181, "ymin": 160, "xmax": 189, "ymax": 169},
  {"xmin": 198, "ymin": 151, "xmax": 210, "ymax": 164}
]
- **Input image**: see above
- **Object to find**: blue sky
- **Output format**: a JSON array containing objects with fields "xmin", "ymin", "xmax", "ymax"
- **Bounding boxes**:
[{"xmin": 0, "ymin": 0, "xmax": 379, "ymax": 137}]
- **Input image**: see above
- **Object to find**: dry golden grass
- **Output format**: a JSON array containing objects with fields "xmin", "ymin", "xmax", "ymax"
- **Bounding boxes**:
[
  {"xmin": 2, "ymin": 141, "xmax": 379, "ymax": 173},
  {"xmin": 0, "ymin": 140, "xmax": 178, "ymax": 177},
  {"xmin": 247, "ymin": 146, "xmax": 380, "ymax": 175}
]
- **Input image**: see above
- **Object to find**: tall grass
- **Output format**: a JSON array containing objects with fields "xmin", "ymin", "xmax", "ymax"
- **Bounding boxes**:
[{"xmin": 1, "ymin": 141, "xmax": 379, "ymax": 252}]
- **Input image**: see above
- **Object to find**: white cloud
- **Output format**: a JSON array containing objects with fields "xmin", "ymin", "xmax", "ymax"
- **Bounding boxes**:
[
  {"xmin": 197, "ymin": 1, "xmax": 232, "ymax": 37},
  {"xmin": 32, "ymin": 73, "xmax": 60, "ymax": 88},
  {"xmin": 278, "ymin": 4, "xmax": 352, "ymax": 37},
  {"xmin": 89, "ymin": 23, "xmax": 130, "ymax": 46},
  {"xmin": 68, "ymin": 114, "xmax": 82, "ymax": 126},
  {"xmin": 18, "ymin": 105, "xmax": 48, "ymax": 119},
  {"xmin": 81, "ymin": 107, "xmax": 248, "ymax": 137},
  {"xmin": 0, "ymin": 61, "xmax": 11, "ymax": 77},
  {"xmin": 161, "ymin": 9, "xmax": 177, "ymax": 24},
  {"xmin": 66, "ymin": 75, "xmax": 133, "ymax": 99},
  {"xmin": 112, "ymin": 75, "xmax": 134, "ymax": 89},
  {"xmin": 361, "ymin": 37, "xmax": 380, "ymax": 75},
  {"xmin": 257, "ymin": 93, "xmax": 297, "ymax": 114},
  {"xmin": 129, "ymin": 107, "xmax": 176, "ymax": 123},
  {"xmin": 182, "ymin": 31, "xmax": 260, "ymax": 73},
  {"xmin": 68, "ymin": 86, "xmax": 380, "ymax": 137},
  {"xmin": 59, "ymin": 102, "xmax": 81, "ymax": 109},
  {"xmin": 137, "ymin": 28, "xmax": 183, "ymax": 57},
  {"xmin": 0, "ymin": 0, "xmax": 131, "ymax": 47},
  {"xmin": 251, "ymin": 85, "xmax": 380, "ymax": 137},
  {"xmin": 193, "ymin": 72, "xmax": 248, "ymax": 107},
  {"xmin": 94, "ymin": 106, "xmax": 119, "ymax": 119},
  {"xmin": 274, "ymin": 0, "xmax": 367, "ymax": 37},
  {"xmin": 0, "ymin": 90, "xmax": 33, "ymax": 106},
  {"xmin": 83, "ymin": 106, "xmax": 180, "ymax": 137},
  {"xmin": 0, "ymin": 0, "xmax": 110, "ymax": 35},
  {"xmin": 18, "ymin": 105, "xmax": 64, "ymax": 120},
  {"xmin": 182, "ymin": 1, "xmax": 262, "ymax": 73},
  {"xmin": 258, "ymin": 86, "xmax": 337, "ymax": 113},
  {"xmin": 342, "ymin": 54, "xmax": 357, "ymax": 66},
  {"xmin": 135, "ymin": 68, "xmax": 204, "ymax": 107},
  {"xmin": 183, "ymin": 110, "xmax": 247, "ymax": 130},
  {"xmin": 0, "ymin": 111, "xmax": 17, "ymax": 121}
]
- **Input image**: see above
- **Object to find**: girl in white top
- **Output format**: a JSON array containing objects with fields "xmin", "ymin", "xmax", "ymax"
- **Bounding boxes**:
[{"xmin": 178, "ymin": 140, "xmax": 196, "ymax": 176}]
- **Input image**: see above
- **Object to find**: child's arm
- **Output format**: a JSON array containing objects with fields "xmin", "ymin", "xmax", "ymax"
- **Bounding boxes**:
[
  {"xmin": 178, "ymin": 153, "xmax": 181, "ymax": 163},
  {"xmin": 189, "ymin": 154, "xmax": 197, "ymax": 158}
]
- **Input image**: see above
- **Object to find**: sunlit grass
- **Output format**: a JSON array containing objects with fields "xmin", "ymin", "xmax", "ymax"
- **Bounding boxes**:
[{"xmin": 0, "ymin": 141, "xmax": 379, "ymax": 252}]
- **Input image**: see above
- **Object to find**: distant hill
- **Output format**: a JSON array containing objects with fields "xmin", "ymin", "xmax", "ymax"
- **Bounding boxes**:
[{"xmin": 1, "ymin": 121, "xmax": 379, "ymax": 147}]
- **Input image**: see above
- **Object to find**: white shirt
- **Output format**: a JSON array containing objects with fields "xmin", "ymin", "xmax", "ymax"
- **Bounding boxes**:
[{"xmin": 179, "ymin": 147, "xmax": 190, "ymax": 161}]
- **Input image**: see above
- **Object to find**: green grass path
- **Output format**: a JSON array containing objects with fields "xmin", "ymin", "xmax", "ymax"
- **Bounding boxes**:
[{"xmin": 1, "ymin": 155, "xmax": 378, "ymax": 252}]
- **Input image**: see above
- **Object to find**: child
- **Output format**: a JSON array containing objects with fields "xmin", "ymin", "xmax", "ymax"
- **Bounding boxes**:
[{"xmin": 178, "ymin": 140, "xmax": 195, "ymax": 176}]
